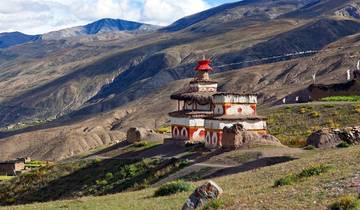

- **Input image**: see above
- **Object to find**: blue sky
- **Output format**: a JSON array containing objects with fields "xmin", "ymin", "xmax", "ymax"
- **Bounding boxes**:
[
  {"xmin": 207, "ymin": 0, "xmax": 238, "ymax": 5},
  {"xmin": 0, "ymin": 0, "xmax": 239, "ymax": 34}
]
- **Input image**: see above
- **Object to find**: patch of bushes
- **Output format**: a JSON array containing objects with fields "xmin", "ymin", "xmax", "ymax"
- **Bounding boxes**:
[
  {"xmin": 154, "ymin": 180, "xmax": 195, "ymax": 197},
  {"xmin": 330, "ymin": 196, "xmax": 360, "ymax": 210},
  {"xmin": 274, "ymin": 164, "xmax": 332, "ymax": 187},
  {"xmin": 321, "ymin": 96, "xmax": 360, "ymax": 102},
  {"xmin": 337, "ymin": 141, "xmax": 350, "ymax": 148}
]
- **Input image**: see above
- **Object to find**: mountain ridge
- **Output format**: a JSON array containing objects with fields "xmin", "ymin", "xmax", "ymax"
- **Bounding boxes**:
[{"xmin": 0, "ymin": 18, "xmax": 160, "ymax": 48}]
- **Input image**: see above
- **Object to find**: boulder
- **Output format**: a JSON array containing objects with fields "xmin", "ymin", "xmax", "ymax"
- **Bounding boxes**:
[
  {"xmin": 307, "ymin": 127, "xmax": 360, "ymax": 148},
  {"xmin": 126, "ymin": 127, "xmax": 168, "ymax": 143},
  {"xmin": 307, "ymin": 128, "xmax": 342, "ymax": 148},
  {"xmin": 126, "ymin": 127, "xmax": 149, "ymax": 143},
  {"xmin": 221, "ymin": 124, "xmax": 281, "ymax": 150},
  {"xmin": 182, "ymin": 180, "xmax": 223, "ymax": 210}
]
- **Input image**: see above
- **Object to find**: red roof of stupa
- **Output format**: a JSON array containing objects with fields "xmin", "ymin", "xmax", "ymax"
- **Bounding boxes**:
[{"xmin": 195, "ymin": 59, "xmax": 213, "ymax": 71}]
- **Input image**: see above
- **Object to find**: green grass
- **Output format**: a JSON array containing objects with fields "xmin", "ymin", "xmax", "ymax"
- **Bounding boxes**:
[
  {"xmin": 330, "ymin": 195, "xmax": 360, "ymax": 210},
  {"xmin": 4, "ymin": 146, "xmax": 360, "ymax": 209},
  {"xmin": 202, "ymin": 199, "xmax": 224, "ymax": 210},
  {"xmin": 0, "ymin": 176, "xmax": 14, "ymax": 181},
  {"xmin": 274, "ymin": 164, "xmax": 332, "ymax": 187},
  {"xmin": 321, "ymin": 96, "xmax": 360, "ymax": 102},
  {"xmin": 264, "ymin": 103, "xmax": 360, "ymax": 147},
  {"xmin": 154, "ymin": 180, "xmax": 195, "ymax": 197}
]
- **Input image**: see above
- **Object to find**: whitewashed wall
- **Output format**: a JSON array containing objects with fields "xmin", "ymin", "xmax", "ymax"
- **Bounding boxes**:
[
  {"xmin": 205, "ymin": 119, "xmax": 267, "ymax": 130},
  {"xmin": 213, "ymin": 94, "xmax": 257, "ymax": 104}
]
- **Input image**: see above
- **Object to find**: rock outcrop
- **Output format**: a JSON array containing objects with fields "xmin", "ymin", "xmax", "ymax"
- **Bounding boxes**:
[
  {"xmin": 307, "ymin": 127, "xmax": 360, "ymax": 148},
  {"xmin": 222, "ymin": 124, "xmax": 281, "ymax": 150},
  {"xmin": 182, "ymin": 180, "xmax": 223, "ymax": 210},
  {"xmin": 126, "ymin": 127, "xmax": 168, "ymax": 143}
]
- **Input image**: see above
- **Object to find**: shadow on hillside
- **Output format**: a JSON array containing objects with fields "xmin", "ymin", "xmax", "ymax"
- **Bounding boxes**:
[
  {"xmin": 86, "ymin": 141, "xmax": 192, "ymax": 160},
  {"xmin": 203, "ymin": 156, "xmax": 297, "ymax": 179},
  {"xmin": 82, "ymin": 141, "xmax": 131, "ymax": 158},
  {"xmin": 0, "ymin": 154, "xmax": 187, "ymax": 206}
]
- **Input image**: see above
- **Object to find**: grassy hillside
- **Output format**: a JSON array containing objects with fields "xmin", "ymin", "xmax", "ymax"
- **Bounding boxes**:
[
  {"xmin": 2, "ymin": 145, "xmax": 360, "ymax": 209},
  {"xmin": 1, "ymin": 102, "xmax": 360, "ymax": 209},
  {"xmin": 264, "ymin": 102, "xmax": 360, "ymax": 146}
]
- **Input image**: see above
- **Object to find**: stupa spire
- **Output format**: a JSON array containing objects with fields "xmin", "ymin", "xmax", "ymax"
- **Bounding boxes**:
[{"xmin": 194, "ymin": 59, "xmax": 213, "ymax": 81}]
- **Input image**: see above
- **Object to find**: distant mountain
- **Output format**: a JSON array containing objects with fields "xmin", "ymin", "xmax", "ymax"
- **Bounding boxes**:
[
  {"xmin": 0, "ymin": 19, "xmax": 159, "ymax": 48},
  {"xmin": 0, "ymin": 32, "xmax": 41, "ymax": 48},
  {"xmin": 42, "ymin": 18, "xmax": 160, "ymax": 40}
]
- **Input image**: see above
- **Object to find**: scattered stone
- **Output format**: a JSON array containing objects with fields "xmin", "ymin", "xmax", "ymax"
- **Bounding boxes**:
[
  {"xmin": 307, "ymin": 126, "xmax": 360, "ymax": 148},
  {"xmin": 182, "ymin": 180, "xmax": 223, "ymax": 210},
  {"xmin": 221, "ymin": 124, "xmax": 281, "ymax": 150}
]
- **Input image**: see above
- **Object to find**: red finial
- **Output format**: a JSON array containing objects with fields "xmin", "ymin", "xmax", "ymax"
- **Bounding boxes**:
[{"xmin": 195, "ymin": 59, "xmax": 213, "ymax": 71}]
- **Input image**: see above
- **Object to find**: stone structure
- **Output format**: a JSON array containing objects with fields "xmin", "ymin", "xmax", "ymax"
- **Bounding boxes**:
[
  {"xmin": 308, "ymin": 70, "xmax": 360, "ymax": 101},
  {"xmin": 169, "ymin": 59, "xmax": 267, "ymax": 148},
  {"xmin": 0, "ymin": 158, "xmax": 26, "ymax": 176},
  {"xmin": 307, "ymin": 127, "xmax": 360, "ymax": 148},
  {"xmin": 182, "ymin": 180, "xmax": 223, "ymax": 210},
  {"xmin": 222, "ymin": 124, "xmax": 280, "ymax": 149}
]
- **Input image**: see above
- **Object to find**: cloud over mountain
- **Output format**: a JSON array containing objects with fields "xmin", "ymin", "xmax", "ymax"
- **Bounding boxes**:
[{"xmin": 0, "ymin": 0, "xmax": 210, "ymax": 34}]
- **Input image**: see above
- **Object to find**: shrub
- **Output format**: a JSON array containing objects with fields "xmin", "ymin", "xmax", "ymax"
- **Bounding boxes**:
[
  {"xmin": 154, "ymin": 180, "xmax": 195, "ymax": 197},
  {"xmin": 326, "ymin": 120, "xmax": 340, "ymax": 129},
  {"xmin": 309, "ymin": 111, "xmax": 320, "ymax": 118},
  {"xmin": 354, "ymin": 105, "xmax": 360, "ymax": 114},
  {"xmin": 105, "ymin": 172, "xmax": 113, "ymax": 180},
  {"xmin": 299, "ymin": 107, "xmax": 307, "ymax": 114},
  {"xmin": 298, "ymin": 165, "xmax": 331, "ymax": 178},
  {"xmin": 120, "ymin": 164, "xmax": 139, "ymax": 178},
  {"xmin": 337, "ymin": 141, "xmax": 350, "ymax": 148},
  {"xmin": 274, "ymin": 164, "xmax": 331, "ymax": 187},
  {"xmin": 274, "ymin": 174, "xmax": 296, "ymax": 187},
  {"xmin": 303, "ymin": 145, "xmax": 316, "ymax": 150},
  {"xmin": 179, "ymin": 159, "xmax": 190, "ymax": 168},
  {"xmin": 330, "ymin": 196, "xmax": 360, "ymax": 210},
  {"xmin": 202, "ymin": 199, "xmax": 224, "ymax": 210},
  {"xmin": 96, "ymin": 179, "xmax": 108, "ymax": 186}
]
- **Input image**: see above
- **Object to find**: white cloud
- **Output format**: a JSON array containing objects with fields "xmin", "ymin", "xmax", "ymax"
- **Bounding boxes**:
[{"xmin": 0, "ymin": 0, "xmax": 210, "ymax": 34}]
